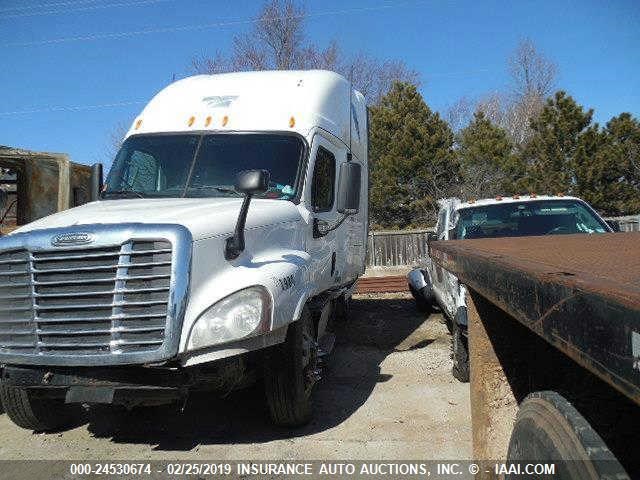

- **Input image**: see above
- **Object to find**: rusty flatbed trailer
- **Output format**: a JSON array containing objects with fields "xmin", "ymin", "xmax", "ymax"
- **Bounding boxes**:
[{"xmin": 431, "ymin": 233, "xmax": 640, "ymax": 479}]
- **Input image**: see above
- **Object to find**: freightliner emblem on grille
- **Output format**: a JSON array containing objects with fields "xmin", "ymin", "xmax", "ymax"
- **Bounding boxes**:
[{"xmin": 51, "ymin": 232, "xmax": 95, "ymax": 247}]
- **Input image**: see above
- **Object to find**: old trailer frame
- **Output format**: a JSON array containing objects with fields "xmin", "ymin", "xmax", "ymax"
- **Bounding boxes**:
[{"xmin": 430, "ymin": 233, "xmax": 640, "ymax": 472}]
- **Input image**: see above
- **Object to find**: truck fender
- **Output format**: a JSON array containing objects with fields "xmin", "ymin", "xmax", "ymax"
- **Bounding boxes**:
[
  {"xmin": 292, "ymin": 286, "xmax": 315, "ymax": 324},
  {"xmin": 179, "ymin": 241, "xmax": 312, "ymax": 355},
  {"xmin": 407, "ymin": 268, "xmax": 428, "ymax": 290}
]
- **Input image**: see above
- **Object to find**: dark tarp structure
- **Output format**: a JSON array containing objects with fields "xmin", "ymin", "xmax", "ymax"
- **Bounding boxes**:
[{"xmin": 0, "ymin": 146, "xmax": 91, "ymax": 233}]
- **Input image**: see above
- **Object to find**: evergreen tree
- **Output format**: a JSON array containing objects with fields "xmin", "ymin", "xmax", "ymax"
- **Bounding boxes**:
[
  {"xmin": 369, "ymin": 82, "xmax": 458, "ymax": 228},
  {"xmin": 518, "ymin": 91, "xmax": 593, "ymax": 194},
  {"xmin": 457, "ymin": 111, "xmax": 518, "ymax": 197},
  {"xmin": 576, "ymin": 113, "xmax": 640, "ymax": 215}
]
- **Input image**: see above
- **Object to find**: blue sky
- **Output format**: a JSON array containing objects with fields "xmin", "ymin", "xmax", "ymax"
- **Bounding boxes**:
[{"xmin": 1, "ymin": 0, "xmax": 638, "ymax": 167}]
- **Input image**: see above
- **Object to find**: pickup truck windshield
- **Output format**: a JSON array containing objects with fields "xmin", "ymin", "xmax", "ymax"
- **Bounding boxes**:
[
  {"xmin": 104, "ymin": 133, "xmax": 305, "ymax": 200},
  {"xmin": 454, "ymin": 200, "xmax": 608, "ymax": 239}
]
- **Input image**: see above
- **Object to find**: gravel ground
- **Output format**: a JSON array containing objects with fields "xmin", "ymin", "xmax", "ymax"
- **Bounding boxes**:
[{"xmin": 0, "ymin": 293, "xmax": 471, "ymax": 464}]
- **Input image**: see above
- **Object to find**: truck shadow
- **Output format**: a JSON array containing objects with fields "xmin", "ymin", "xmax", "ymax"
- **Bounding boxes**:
[{"xmin": 85, "ymin": 295, "xmax": 437, "ymax": 451}]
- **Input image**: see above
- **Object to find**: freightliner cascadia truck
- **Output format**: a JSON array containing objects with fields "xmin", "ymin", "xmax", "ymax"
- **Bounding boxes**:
[{"xmin": 0, "ymin": 70, "xmax": 368, "ymax": 430}]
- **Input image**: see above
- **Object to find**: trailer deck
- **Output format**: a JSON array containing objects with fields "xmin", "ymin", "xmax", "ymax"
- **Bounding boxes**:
[
  {"xmin": 431, "ymin": 232, "xmax": 640, "ymax": 404},
  {"xmin": 430, "ymin": 233, "xmax": 640, "ymax": 473}
]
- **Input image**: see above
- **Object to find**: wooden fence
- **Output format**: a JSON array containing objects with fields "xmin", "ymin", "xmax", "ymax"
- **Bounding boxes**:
[
  {"xmin": 365, "ymin": 229, "xmax": 433, "ymax": 267},
  {"xmin": 605, "ymin": 215, "xmax": 640, "ymax": 232}
]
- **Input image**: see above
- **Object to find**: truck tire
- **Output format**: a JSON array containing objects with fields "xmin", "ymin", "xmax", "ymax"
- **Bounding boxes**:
[
  {"xmin": 452, "ymin": 322, "xmax": 469, "ymax": 383},
  {"xmin": 507, "ymin": 391, "xmax": 628, "ymax": 480},
  {"xmin": 0, "ymin": 384, "xmax": 83, "ymax": 432},
  {"xmin": 264, "ymin": 307, "xmax": 318, "ymax": 427},
  {"xmin": 334, "ymin": 294, "xmax": 351, "ymax": 323},
  {"xmin": 410, "ymin": 286, "xmax": 432, "ymax": 312}
]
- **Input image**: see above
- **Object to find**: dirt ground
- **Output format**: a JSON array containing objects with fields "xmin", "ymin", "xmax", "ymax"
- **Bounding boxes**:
[{"xmin": 0, "ymin": 293, "xmax": 471, "ymax": 462}]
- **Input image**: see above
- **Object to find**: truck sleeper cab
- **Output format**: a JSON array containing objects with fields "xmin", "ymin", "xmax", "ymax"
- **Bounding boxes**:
[
  {"xmin": 0, "ymin": 70, "xmax": 369, "ymax": 431},
  {"xmin": 408, "ymin": 195, "xmax": 612, "ymax": 382}
]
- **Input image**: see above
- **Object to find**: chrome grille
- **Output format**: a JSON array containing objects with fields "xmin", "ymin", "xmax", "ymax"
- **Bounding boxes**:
[{"xmin": 0, "ymin": 240, "xmax": 172, "ymax": 356}]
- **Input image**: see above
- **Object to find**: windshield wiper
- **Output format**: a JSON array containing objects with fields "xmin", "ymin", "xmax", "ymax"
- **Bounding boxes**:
[
  {"xmin": 186, "ymin": 185, "xmax": 242, "ymax": 196},
  {"xmin": 101, "ymin": 190, "xmax": 146, "ymax": 199}
]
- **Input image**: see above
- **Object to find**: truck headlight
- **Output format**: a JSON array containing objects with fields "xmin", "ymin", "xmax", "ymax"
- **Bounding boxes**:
[{"xmin": 187, "ymin": 286, "xmax": 271, "ymax": 351}]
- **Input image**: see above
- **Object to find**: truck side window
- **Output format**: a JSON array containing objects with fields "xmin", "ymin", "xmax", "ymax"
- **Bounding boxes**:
[{"xmin": 311, "ymin": 147, "xmax": 336, "ymax": 212}]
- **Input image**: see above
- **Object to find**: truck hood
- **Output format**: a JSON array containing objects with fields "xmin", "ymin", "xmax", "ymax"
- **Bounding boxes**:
[{"xmin": 13, "ymin": 198, "xmax": 304, "ymax": 241}]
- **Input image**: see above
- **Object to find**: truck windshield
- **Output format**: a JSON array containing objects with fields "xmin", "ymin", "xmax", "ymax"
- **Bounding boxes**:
[
  {"xmin": 104, "ymin": 133, "xmax": 305, "ymax": 200},
  {"xmin": 454, "ymin": 200, "xmax": 608, "ymax": 239}
]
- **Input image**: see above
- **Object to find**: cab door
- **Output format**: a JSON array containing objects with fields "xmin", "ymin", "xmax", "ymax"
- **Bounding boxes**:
[
  {"xmin": 306, "ymin": 136, "xmax": 345, "ymax": 292},
  {"xmin": 432, "ymin": 206, "xmax": 458, "ymax": 317},
  {"xmin": 431, "ymin": 208, "xmax": 450, "ymax": 311},
  {"xmin": 343, "ymin": 156, "xmax": 366, "ymax": 282}
]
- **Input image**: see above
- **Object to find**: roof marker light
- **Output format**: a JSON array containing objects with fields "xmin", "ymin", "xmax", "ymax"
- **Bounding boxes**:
[
  {"xmin": 496, "ymin": 195, "xmax": 503, "ymax": 201},
  {"xmin": 557, "ymin": 192, "xmax": 564, "ymax": 197},
  {"xmin": 222, "ymin": 115, "xmax": 229, "ymax": 127},
  {"xmin": 205, "ymin": 116, "xmax": 212, "ymax": 127},
  {"xmin": 513, "ymin": 194, "xmax": 520, "ymax": 199},
  {"xmin": 530, "ymin": 192, "xmax": 537, "ymax": 198},
  {"xmin": 289, "ymin": 116, "xmax": 295, "ymax": 128},
  {"xmin": 188, "ymin": 116, "xmax": 195, "ymax": 127},
  {"xmin": 134, "ymin": 119, "xmax": 142, "ymax": 130}
]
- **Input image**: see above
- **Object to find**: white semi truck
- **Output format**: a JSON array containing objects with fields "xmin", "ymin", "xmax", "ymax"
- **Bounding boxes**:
[{"xmin": 0, "ymin": 70, "xmax": 369, "ymax": 430}]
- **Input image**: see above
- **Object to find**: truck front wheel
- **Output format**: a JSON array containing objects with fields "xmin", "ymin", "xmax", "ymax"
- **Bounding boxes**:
[
  {"xmin": 0, "ymin": 384, "xmax": 84, "ymax": 432},
  {"xmin": 264, "ymin": 307, "xmax": 318, "ymax": 427},
  {"xmin": 507, "ymin": 391, "xmax": 627, "ymax": 479},
  {"xmin": 410, "ymin": 286, "xmax": 432, "ymax": 313}
]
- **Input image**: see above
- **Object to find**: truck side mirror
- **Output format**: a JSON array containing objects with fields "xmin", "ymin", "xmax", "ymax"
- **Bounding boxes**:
[
  {"xmin": 427, "ymin": 232, "xmax": 437, "ymax": 243},
  {"xmin": 236, "ymin": 169, "xmax": 270, "ymax": 195},
  {"xmin": 225, "ymin": 169, "xmax": 270, "ymax": 260},
  {"xmin": 336, "ymin": 162, "xmax": 361, "ymax": 214},
  {"xmin": 91, "ymin": 163, "xmax": 103, "ymax": 201}
]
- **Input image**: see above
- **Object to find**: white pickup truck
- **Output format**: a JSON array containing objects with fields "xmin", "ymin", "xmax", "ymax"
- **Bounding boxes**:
[
  {"xmin": 408, "ymin": 195, "xmax": 613, "ymax": 382},
  {"xmin": 0, "ymin": 70, "xmax": 369, "ymax": 430}
]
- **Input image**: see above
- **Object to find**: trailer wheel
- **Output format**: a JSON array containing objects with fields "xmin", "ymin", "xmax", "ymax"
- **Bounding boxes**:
[
  {"xmin": 0, "ymin": 384, "xmax": 83, "ymax": 432},
  {"xmin": 452, "ymin": 323, "xmax": 469, "ymax": 383},
  {"xmin": 507, "ymin": 391, "xmax": 628, "ymax": 480},
  {"xmin": 264, "ymin": 307, "xmax": 317, "ymax": 427}
]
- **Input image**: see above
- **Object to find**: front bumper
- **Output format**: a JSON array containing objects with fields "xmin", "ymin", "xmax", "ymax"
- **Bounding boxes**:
[{"xmin": 1, "ymin": 365, "xmax": 190, "ymax": 406}]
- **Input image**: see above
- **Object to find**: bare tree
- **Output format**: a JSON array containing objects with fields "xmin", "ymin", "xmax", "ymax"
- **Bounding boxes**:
[
  {"xmin": 98, "ymin": 121, "xmax": 129, "ymax": 170},
  {"xmin": 223, "ymin": 0, "xmax": 308, "ymax": 71},
  {"xmin": 508, "ymin": 38, "xmax": 557, "ymax": 100},
  {"xmin": 191, "ymin": 51, "xmax": 232, "ymax": 75},
  {"xmin": 449, "ymin": 40, "xmax": 557, "ymax": 145},
  {"xmin": 476, "ymin": 92, "xmax": 506, "ymax": 125},
  {"xmin": 189, "ymin": 0, "xmax": 418, "ymax": 105},
  {"xmin": 347, "ymin": 54, "xmax": 419, "ymax": 105},
  {"xmin": 457, "ymin": 161, "xmax": 506, "ymax": 199},
  {"xmin": 446, "ymin": 96, "xmax": 475, "ymax": 133},
  {"xmin": 298, "ymin": 40, "xmax": 341, "ymax": 71}
]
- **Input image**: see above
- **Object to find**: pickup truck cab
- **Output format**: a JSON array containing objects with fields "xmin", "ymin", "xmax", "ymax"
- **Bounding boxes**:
[
  {"xmin": 408, "ymin": 195, "xmax": 612, "ymax": 382},
  {"xmin": 0, "ymin": 70, "xmax": 369, "ymax": 430}
]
